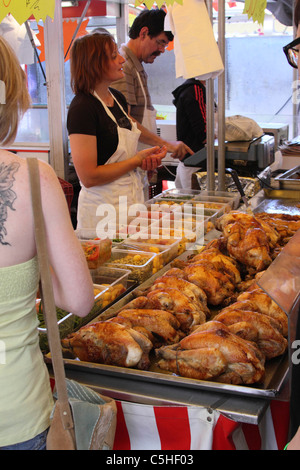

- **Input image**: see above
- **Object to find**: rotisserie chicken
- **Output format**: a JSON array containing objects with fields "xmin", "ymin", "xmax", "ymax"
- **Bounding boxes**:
[
  {"xmin": 111, "ymin": 308, "xmax": 183, "ymax": 346},
  {"xmin": 183, "ymin": 261, "xmax": 236, "ymax": 306},
  {"xmin": 255, "ymin": 212, "xmax": 300, "ymax": 244},
  {"xmin": 156, "ymin": 321, "xmax": 265, "ymax": 385},
  {"xmin": 176, "ymin": 246, "xmax": 242, "ymax": 285},
  {"xmin": 236, "ymin": 287, "xmax": 288, "ymax": 336},
  {"xmin": 117, "ymin": 287, "xmax": 206, "ymax": 332},
  {"xmin": 214, "ymin": 308, "xmax": 287, "ymax": 359},
  {"xmin": 147, "ymin": 287, "xmax": 207, "ymax": 330},
  {"xmin": 216, "ymin": 211, "xmax": 273, "ymax": 272},
  {"xmin": 151, "ymin": 274, "xmax": 210, "ymax": 317},
  {"xmin": 61, "ymin": 321, "xmax": 153, "ymax": 369}
]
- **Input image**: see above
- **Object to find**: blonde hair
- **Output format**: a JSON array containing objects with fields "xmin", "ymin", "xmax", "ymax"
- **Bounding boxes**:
[{"xmin": 0, "ymin": 36, "xmax": 31, "ymax": 145}]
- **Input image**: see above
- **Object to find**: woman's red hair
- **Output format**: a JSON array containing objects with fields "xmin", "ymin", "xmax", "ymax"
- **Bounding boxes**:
[{"xmin": 70, "ymin": 32, "xmax": 115, "ymax": 95}]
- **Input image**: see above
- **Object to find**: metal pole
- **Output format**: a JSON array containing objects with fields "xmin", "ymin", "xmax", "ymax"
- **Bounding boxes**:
[
  {"xmin": 206, "ymin": 0, "xmax": 215, "ymax": 191},
  {"xmin": 64, "ymin": 0, "xmax": 91, "ymax": 60},
  {"xmin": 25, "ymin": 21, "xmax": 47, "ymax": 85},
  {"xmin": 217, "ymin": 0, "xmax": 226, "ymax": 191}
]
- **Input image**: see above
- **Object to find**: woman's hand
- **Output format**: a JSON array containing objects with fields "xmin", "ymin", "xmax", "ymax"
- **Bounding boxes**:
[{"xmin": 136, "ymin": 145, "xmax": 167, "ymax": 171}]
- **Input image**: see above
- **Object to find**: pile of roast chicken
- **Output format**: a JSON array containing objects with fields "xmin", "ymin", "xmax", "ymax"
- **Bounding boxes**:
[{"xmin": 62, "ymin": 210, "xmax": 300, "ymax": 386}]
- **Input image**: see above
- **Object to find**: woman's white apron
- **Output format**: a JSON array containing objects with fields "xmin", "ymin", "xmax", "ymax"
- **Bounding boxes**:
[{"xmin": 77, "ymin": 91, "xmax": 143, "ymax": 229}]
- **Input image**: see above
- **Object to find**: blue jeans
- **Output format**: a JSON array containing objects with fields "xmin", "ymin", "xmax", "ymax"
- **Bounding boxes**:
[{"xmin": 0, "ymin": 429, "xmax": 48, "ymax": 450}]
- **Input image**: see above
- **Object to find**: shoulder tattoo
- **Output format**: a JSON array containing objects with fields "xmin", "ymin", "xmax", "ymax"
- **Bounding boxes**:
[{"xmin": 0, "ymin": 161, "xmax": 20, "ymax": 245}]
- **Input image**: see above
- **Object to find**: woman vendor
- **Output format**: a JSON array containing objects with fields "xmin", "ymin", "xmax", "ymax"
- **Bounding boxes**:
[{"xmin": 67, "ymin": 32, "xmax": 168, "ymax": 228}]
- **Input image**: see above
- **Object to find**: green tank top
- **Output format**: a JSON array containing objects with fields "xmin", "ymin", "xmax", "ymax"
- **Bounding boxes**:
[{"xmin": 0, "ymin": 257, "xmax": 53, "ymax": 446}]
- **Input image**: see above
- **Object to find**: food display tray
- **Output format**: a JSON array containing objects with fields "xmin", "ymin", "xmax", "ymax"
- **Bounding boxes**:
[
  {"xmin": 275, "ymin": 165, "xmax": 300, "ymax": 190},
  {"xmin": 62, "ymin": 353, "xmax": 288, "ymax": 400},
  {"xmin": 156, "ymin": 189, "xmax": 240, "ymax": 210},
  {"xmin": 253, "ymin": 197, "xmax": 300, "ymax": 216},
  {"xmin": 62, "ymin": 261, "xmax": 289, "ymax": 400},
  {"xmin": 105, "ymin": 248, "xmax": 157, "ymax": 284}
]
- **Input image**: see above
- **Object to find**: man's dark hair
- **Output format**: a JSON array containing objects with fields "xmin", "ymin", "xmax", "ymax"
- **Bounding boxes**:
[{"xmin": 129, "ymin": 9, "xmax": 173, "ymax": 42}]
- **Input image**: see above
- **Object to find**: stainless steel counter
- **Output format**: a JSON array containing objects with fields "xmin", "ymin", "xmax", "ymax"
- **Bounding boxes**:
[{"xmin": 59, "ymin": 364, "xmax": 277, "ymax": 425}]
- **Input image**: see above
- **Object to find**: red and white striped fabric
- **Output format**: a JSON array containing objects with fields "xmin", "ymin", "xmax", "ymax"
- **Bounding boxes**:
[{"xmin": 113, "ymin": 400, "xmax": 290, "ymax": 451}]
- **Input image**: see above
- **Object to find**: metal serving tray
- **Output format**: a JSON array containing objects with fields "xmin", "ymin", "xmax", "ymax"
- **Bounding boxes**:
[
  {"xmin": 62, "ymin": 258, "xmax": 289, "ymax": 400},
  {"xmin": 63, "ymin": 353, "xmax": 288, "ymax": 400},
  {"xmin": 253, "ymin": 197, "xmax": 300, "ymax": 216},
  {"xmin": 275, "ymin": 165, "xmax": 300, "ymax": 190}
]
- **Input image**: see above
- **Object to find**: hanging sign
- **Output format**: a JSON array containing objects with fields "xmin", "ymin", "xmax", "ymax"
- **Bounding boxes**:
[
  {"xmin": 0, "ymin": 0, "xmax": 56, "ymax": 25},
  {"xmin": 243, "ymin": 0, "xmax": 266, "ymax": 25},
  {"xmin": 36, "ymin": 18, "xmax": 89, "ymax": 62}
]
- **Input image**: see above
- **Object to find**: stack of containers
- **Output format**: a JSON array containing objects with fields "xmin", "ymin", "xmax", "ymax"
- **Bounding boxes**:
[{"xmin": 102, "ymin": 189, "xmax": 240, "ymax": 283}]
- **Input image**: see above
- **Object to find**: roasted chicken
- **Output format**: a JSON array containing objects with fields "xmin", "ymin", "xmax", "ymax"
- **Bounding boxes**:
[
  {"xmin": 216, "ymin": 211, "xmax": 273, "ymax": 272},
  {"xmin": 61, "ymin": 321, "xmax": 153, "ymax": 369},
  {"xmin": 214, "ymin": 308, "xmax": 287, "ymax": 359},
  {"xmin": 111, "ymin": 308, "xmax": 183, "ymax": 347},
  {"xmin": 151, "ymin": 274, "xmax": 210, "ymax": 317},
  {"xmin": 255, "ymin": 212, "xmax": 300, "ymax": 245},
  {"xmin": 178, "ymin": 246, "xmax": 242, "ymax": 285},
  {"xmin": 118, "ymin": 287, "xmax": 206, "ymax": 333},
  {"xmin": 156, "ymin": 321, "xmax": 265, "ymax": 385},
  {"xmin": 183, "ymin": 261, "xmax": 236, "ymax": 306},
  {"xmin": 147, "ymin": 287, "xmax": 206, "ymax": 330},
  {"xmin": 236, "ymin": 287, "xmax": 288, "ymax": 336}
]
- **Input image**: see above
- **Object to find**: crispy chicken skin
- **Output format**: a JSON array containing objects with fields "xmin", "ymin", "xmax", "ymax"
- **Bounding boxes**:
[
  {"xmin": 113, "ymin": 308, "xmax": 183, "ymax": 346},
  {"xmin": 255, "ymin": 212, "xmax": 300, "ymax": 244},
  {"xmin": 156, "ymin": 345, "xmax": 227, "ymax": 381},
  {"xmin": 184, "ymin": 261, "xmax": 236, "ymax": 306},
  {"xmin": 180, "ymin": 247, "xmax": 241, "ymax": 285},
  {"xmin": 156, "ymin": 321, "xmax": 265, "ymax": 384},
  {"xmin": 214, "ymin": 309, "xmax": 287, "ymax": 359},
  {"xmin": 61, "ymin": 321, "xmax": 153, "ymax": 369},
  {"xmin": 118, "ymin": 287, "xmax": 207, "ymax": 332},
  {"xmin": 151, "ymin": 275, "xmax": 210, "ymax": 315},
  {"xmin": 146, "ymin": 287, "xmax": 207, "ymax": 330},
  {"xmin": 216, "ymin": 211, "xmax": 273, "ymax": 272},
  {"xmin": 236, "ymin": 287, "xmax": 288, "ymax": 336}
]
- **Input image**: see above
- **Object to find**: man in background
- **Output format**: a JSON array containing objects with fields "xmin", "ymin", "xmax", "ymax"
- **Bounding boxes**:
[
  {"xmin": 172, "ymin": 78, "xmax": 207, "ymax": 189},
  {"xmin": 113, "ymin": 8, "xmax": 192, "ymax": 160}
]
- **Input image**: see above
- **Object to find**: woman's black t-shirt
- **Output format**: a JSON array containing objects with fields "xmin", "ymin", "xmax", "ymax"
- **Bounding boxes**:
[{"xmin": 67, "ymin": 88, "xmax": 132, "ymax": 165}]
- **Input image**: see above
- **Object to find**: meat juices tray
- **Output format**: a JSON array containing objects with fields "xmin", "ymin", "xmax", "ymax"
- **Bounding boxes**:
[{"xmin": 62, "ymin": 258, "xmax": 289, "ymax": 400}]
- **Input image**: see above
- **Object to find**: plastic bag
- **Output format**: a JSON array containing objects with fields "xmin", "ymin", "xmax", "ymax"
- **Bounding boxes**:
[{"xmin": 225, "ymin": 115, "xmax": 263, "ymax": 142}]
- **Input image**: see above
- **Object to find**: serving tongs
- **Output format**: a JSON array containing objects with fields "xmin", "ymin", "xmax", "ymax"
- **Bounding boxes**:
[{"xmin": 225, "ymin": 168, "xmax": 253, "ymax": 213}]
